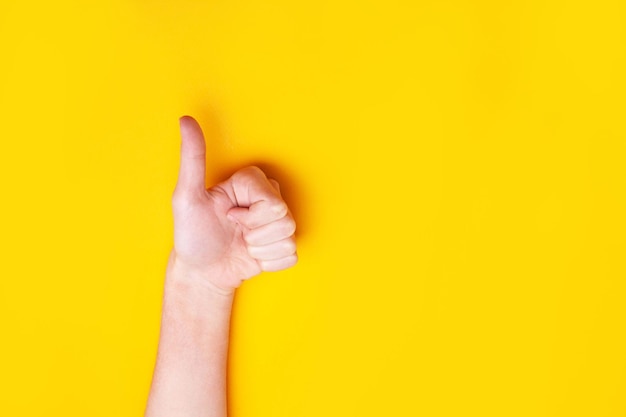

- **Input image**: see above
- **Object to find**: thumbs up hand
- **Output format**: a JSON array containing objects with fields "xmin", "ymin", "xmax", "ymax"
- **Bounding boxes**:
[{"xmin": 169, "ymin": 116, "xmax": 297, "ymax": 295}]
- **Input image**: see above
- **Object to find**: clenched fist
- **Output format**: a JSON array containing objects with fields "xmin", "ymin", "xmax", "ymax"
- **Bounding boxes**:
[{"xmin": 169, "ymin": 116, "xmax": 297, "ymax": 294}]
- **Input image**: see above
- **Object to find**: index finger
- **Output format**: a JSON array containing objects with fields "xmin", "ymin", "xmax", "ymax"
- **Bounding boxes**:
[{"xmin": 225, "ymin": 167, "xmax": 290, "ymax": 229}]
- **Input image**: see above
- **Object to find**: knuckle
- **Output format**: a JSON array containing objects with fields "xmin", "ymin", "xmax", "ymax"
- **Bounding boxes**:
[
  {"xmin": 246, "ymin": 165, "xmax": 265, "ymax": 175},
  {"xmin": 282, "ymin": 218, "xmax": 297, "ymax": 236},
  {"xmin": 234, "ymin": 165, "xmax": 264, "ymax": 182},
  {"xmin": 272, "ymin": 201, "xmax": 288, "ymax": 218},
  {"xmin": 282, "ymin": 239, "xmax": 297, "ymax": 254}
]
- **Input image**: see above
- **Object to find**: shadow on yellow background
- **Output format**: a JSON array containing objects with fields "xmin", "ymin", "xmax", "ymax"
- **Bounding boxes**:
[{"xmin": 1, "ymin": 1, "xmax": 625, "ymax": 416}]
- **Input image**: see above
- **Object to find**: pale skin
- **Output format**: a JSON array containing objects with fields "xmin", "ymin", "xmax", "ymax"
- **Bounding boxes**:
[{"xmin": 145, "ymin": 116, "xmax": 298, "ymax": 417}]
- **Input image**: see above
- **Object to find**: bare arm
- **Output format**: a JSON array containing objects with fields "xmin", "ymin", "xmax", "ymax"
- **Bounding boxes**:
[
  {"xmin": 145, "ymin": 257, "xmax": 234, "ymax": 417},
  {"xmin": 145, "ymin": 116, "xmax": 297, "ymax": 417}
]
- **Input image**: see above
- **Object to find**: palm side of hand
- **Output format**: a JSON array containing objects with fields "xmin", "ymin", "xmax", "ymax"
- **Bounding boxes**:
[
  {"xmin": 170, "ymin": 117, "xmax": 297, "ymax": 293},
  {"xmin": 172, "ymin": 186, "xmax": 260, "ymax": 290}
]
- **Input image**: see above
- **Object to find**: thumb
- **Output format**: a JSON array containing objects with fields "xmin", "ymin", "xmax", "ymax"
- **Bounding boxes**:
[{"xmin": 176, "ymin": 116, "xmax": 207, "ymax": 193}]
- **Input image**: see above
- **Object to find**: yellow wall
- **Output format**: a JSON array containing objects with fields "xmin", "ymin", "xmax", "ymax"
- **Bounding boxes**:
[{"xmin": 1, "ymin": 1, "xmax": 625, "ymax": 415}]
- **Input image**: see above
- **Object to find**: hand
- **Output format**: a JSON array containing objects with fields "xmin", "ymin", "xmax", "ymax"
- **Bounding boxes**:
[{"xmin": 169, "ymin": 116, "xmax": 298, "ymax": 294}]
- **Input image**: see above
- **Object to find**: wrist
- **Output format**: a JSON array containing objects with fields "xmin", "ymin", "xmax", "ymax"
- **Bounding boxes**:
[{"xmin": 166, "ymin": 251, "xmax": 237, "ymax": 299}]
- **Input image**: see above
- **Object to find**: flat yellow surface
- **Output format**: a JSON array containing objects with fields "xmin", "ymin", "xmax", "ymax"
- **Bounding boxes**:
[{"xmin": 1, "ymin": 1, "xmax": 625, "ymax": 415}]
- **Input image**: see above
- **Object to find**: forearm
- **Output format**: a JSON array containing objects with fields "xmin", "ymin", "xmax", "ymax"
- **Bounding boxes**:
[
  {"xmin": 145, "ymin": 117, "xmax": 298, "ymax": 416},
  {"xmin": 145, "ymin": 255, "xmax": 235, "ymax": 417}
]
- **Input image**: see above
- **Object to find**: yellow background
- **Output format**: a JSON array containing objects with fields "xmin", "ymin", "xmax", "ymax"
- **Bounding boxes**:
[{"xmin": 1, "ymin": 1, "xmax": 625, "ymax": 415}]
